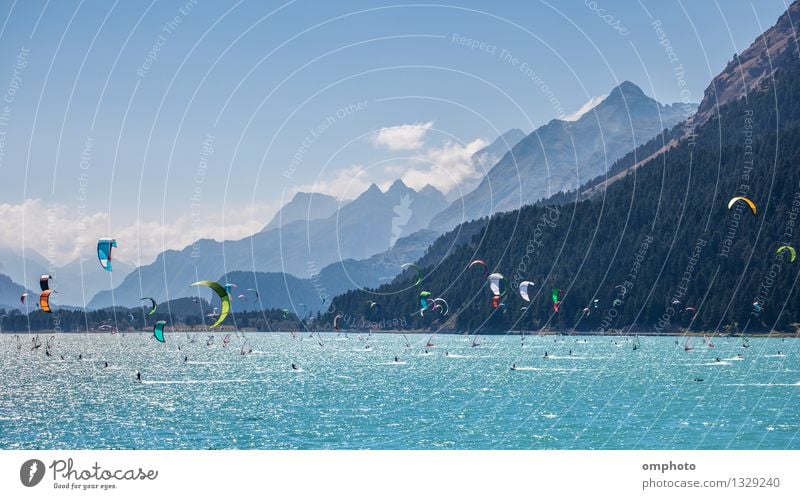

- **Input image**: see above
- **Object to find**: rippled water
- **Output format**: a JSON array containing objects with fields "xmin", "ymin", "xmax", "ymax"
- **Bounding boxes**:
[{"xmin": 1, "ymin": 333, "xmax": 798, "ymax": 449}]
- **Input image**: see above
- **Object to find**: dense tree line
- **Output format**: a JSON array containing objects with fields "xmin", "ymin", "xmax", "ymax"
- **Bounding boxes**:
[
  {"xmin": 327, "ymin": 50, "xmax": 800, "ymax": 335},
  {"xmin": 0, "ymin": 299, "xmax": 300, "ymax": 333}
]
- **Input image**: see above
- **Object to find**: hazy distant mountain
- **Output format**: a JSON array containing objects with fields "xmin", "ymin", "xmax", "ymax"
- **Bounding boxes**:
[
  {"xmin": 464, "ymin": 128, "xmax": 526, "ymax": 196},
  {"xmin": 0, "ymin": 274, "xmax": 33, "ymax": 311},
  {"xmin": 261, "ymin": 191, "xmax": 342, "ymax": 232},
  {"xmin": 0, "ymin": 247, "xmax": 49, "ymax": 286},
  {"xmin": 88, "ymin": 181, "xmax": 448, "ymax": 308},
  {"xmin": 50, "ymin": 256, "xmax": 134, "ymax": 306},
  {"xmin": 213, "ymin": 271, "xmax": 321, "ymax": 316},
  {"xmin": 431, "ymin": 82, "xmax": 696, "ymax": 231},
  {"xmin": 314, "ymin": 228, "xmax": 441, "ymax": 293},
  {"xmin": 0, "ymin": 247, "xmax": 133, "ymax": 307}
]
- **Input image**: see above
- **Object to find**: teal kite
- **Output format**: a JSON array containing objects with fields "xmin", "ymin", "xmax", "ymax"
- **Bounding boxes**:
[
  {"xmin": 153, "ymin": 321, "xmax": 166, "ymax": 343},
  {"xmin": 97, "ymin": 238, "xmax": 117, "ymax": 271}
]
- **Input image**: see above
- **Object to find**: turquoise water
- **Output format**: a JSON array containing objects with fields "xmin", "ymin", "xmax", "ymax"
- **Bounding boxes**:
[{"xmin": 1, "ymin": 333, "xmax": 798, "ymax": 449}]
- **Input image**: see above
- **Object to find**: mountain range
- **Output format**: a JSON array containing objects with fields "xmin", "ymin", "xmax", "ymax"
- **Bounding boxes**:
[
  {"xmin": 88, "ymin": 180, "xmax": 448, "ymax": 309},
  {"xmin": 87, "ymin": 82, "xmax": 689, "ymax": 311},
  {"xmin": 0, "ymin": 274, "xmax": 31, "ymax": 311},
  {"xmin": 261, "ymin": 192, "xmax": 342, "ymax": 233},
  {"xmin": 328, "ymin": 0, "xmax": 800, "ymax": 333},
  {"xmin": 430, "ymin": 82, "xmax": 696, "ymax": 232},
  {"xmin": 0, "ymin": 247, "xmax": 133, "ymax": 308},
  {"xmin": 13, "ymin": 14, "xmax": 787, "ymax": 323}
]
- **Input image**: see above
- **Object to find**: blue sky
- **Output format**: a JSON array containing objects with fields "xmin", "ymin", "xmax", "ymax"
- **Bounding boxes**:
[{"xmin": 0, "ymin": 0, "xmax": 790, "ymax": 265}]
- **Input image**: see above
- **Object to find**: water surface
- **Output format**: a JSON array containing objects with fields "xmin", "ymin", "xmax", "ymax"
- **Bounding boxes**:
[{"xmin": 1, "ymin": 333, "xmax": 797, "ymax": 449}]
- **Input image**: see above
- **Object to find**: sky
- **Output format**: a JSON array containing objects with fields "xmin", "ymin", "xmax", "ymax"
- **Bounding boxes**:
[{"xmin": 0, "ymin": 0, "xmax": 791, "ymax": 267}]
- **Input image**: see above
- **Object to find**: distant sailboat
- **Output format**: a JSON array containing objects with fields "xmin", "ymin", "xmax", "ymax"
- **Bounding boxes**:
[
  {"xmin": 742, "ymin": 336, "xmax": 750, "ymax": 348},
  {"xmin": 426, "ymin": 334, "xmax": 435, "ymax": 347},
  {"xmin": 471, "ymin": 335, "xmax": 482, "ymax": 347},
  {"xmin": 704, "ymin": 335, "xmax": 715, "ymax": 348},
  {"xmin": 684, "ymin": 337, "xmax": 694, "ymax": 351},
  {"xmin": 632, "ymin": 336, "xmax": 641, "ymax": 350}
]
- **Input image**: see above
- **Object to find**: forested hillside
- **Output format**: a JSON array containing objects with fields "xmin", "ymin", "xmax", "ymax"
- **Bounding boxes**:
[{"xmin": 328, "ymin": 46, "xmax": 800, "ymax": 335}]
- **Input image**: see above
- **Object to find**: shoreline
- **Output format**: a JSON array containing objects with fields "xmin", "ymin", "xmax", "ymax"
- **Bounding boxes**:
[
  {"xmin": 367, "ymin": 329, "xmax": 800, "ymax": 338},
  {"xmin": 8, "ymin": 329, "xmax": 800, "ymax": 338}
]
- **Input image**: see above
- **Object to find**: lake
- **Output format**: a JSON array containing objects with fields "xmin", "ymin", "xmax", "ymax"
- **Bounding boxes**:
[{"xmin": 1, "ymin": 332, "xmax": 798, "ymax": 449}]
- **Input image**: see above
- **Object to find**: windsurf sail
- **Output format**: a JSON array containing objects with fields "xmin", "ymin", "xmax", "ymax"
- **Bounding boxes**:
[
  {"xmin": 240, "ymin": 340, "xmax": 252, "ymax": 355},
  {"xmin": 471, "ymin": 334, "xmax": 481, "ymax": 347}
]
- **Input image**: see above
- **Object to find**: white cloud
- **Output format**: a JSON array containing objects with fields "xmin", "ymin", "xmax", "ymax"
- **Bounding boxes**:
[
  {"xmin": 563, "ymin": 94, "xmax": 607, "ymax": 121},
  {"xmin": 292, "ymin": 164, "xmax": 373, "ymax": 200},
  {"xmin": 0, "ymin": 199, "xmax": 278, "ymax": 267},
  {"xmin": 296, "ymin": 136, "xmax": 489, "ymax": 200},
  {"xmin": 371, "ymin": 121, "xmax": 434, "ymax": 150},
  {"xmin": 397, "ymin": 138, "xmax": 488, "ymax": 194}
]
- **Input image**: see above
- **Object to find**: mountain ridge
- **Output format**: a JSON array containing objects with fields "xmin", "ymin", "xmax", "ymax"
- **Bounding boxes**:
[
  {"xmin": 262, "ymin": 191, "xmax": 342, "ymax": 233},
  {"xmin": 88, "ymin": 181, "xmax": 447, "ymax": 309},
  {"xmin": 326, "ymin": 3, "xmax": 800, "ymax": 333},
  {"xmin": 429, "ymin": 81, "xmax": 696, "ymax": 232}
]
